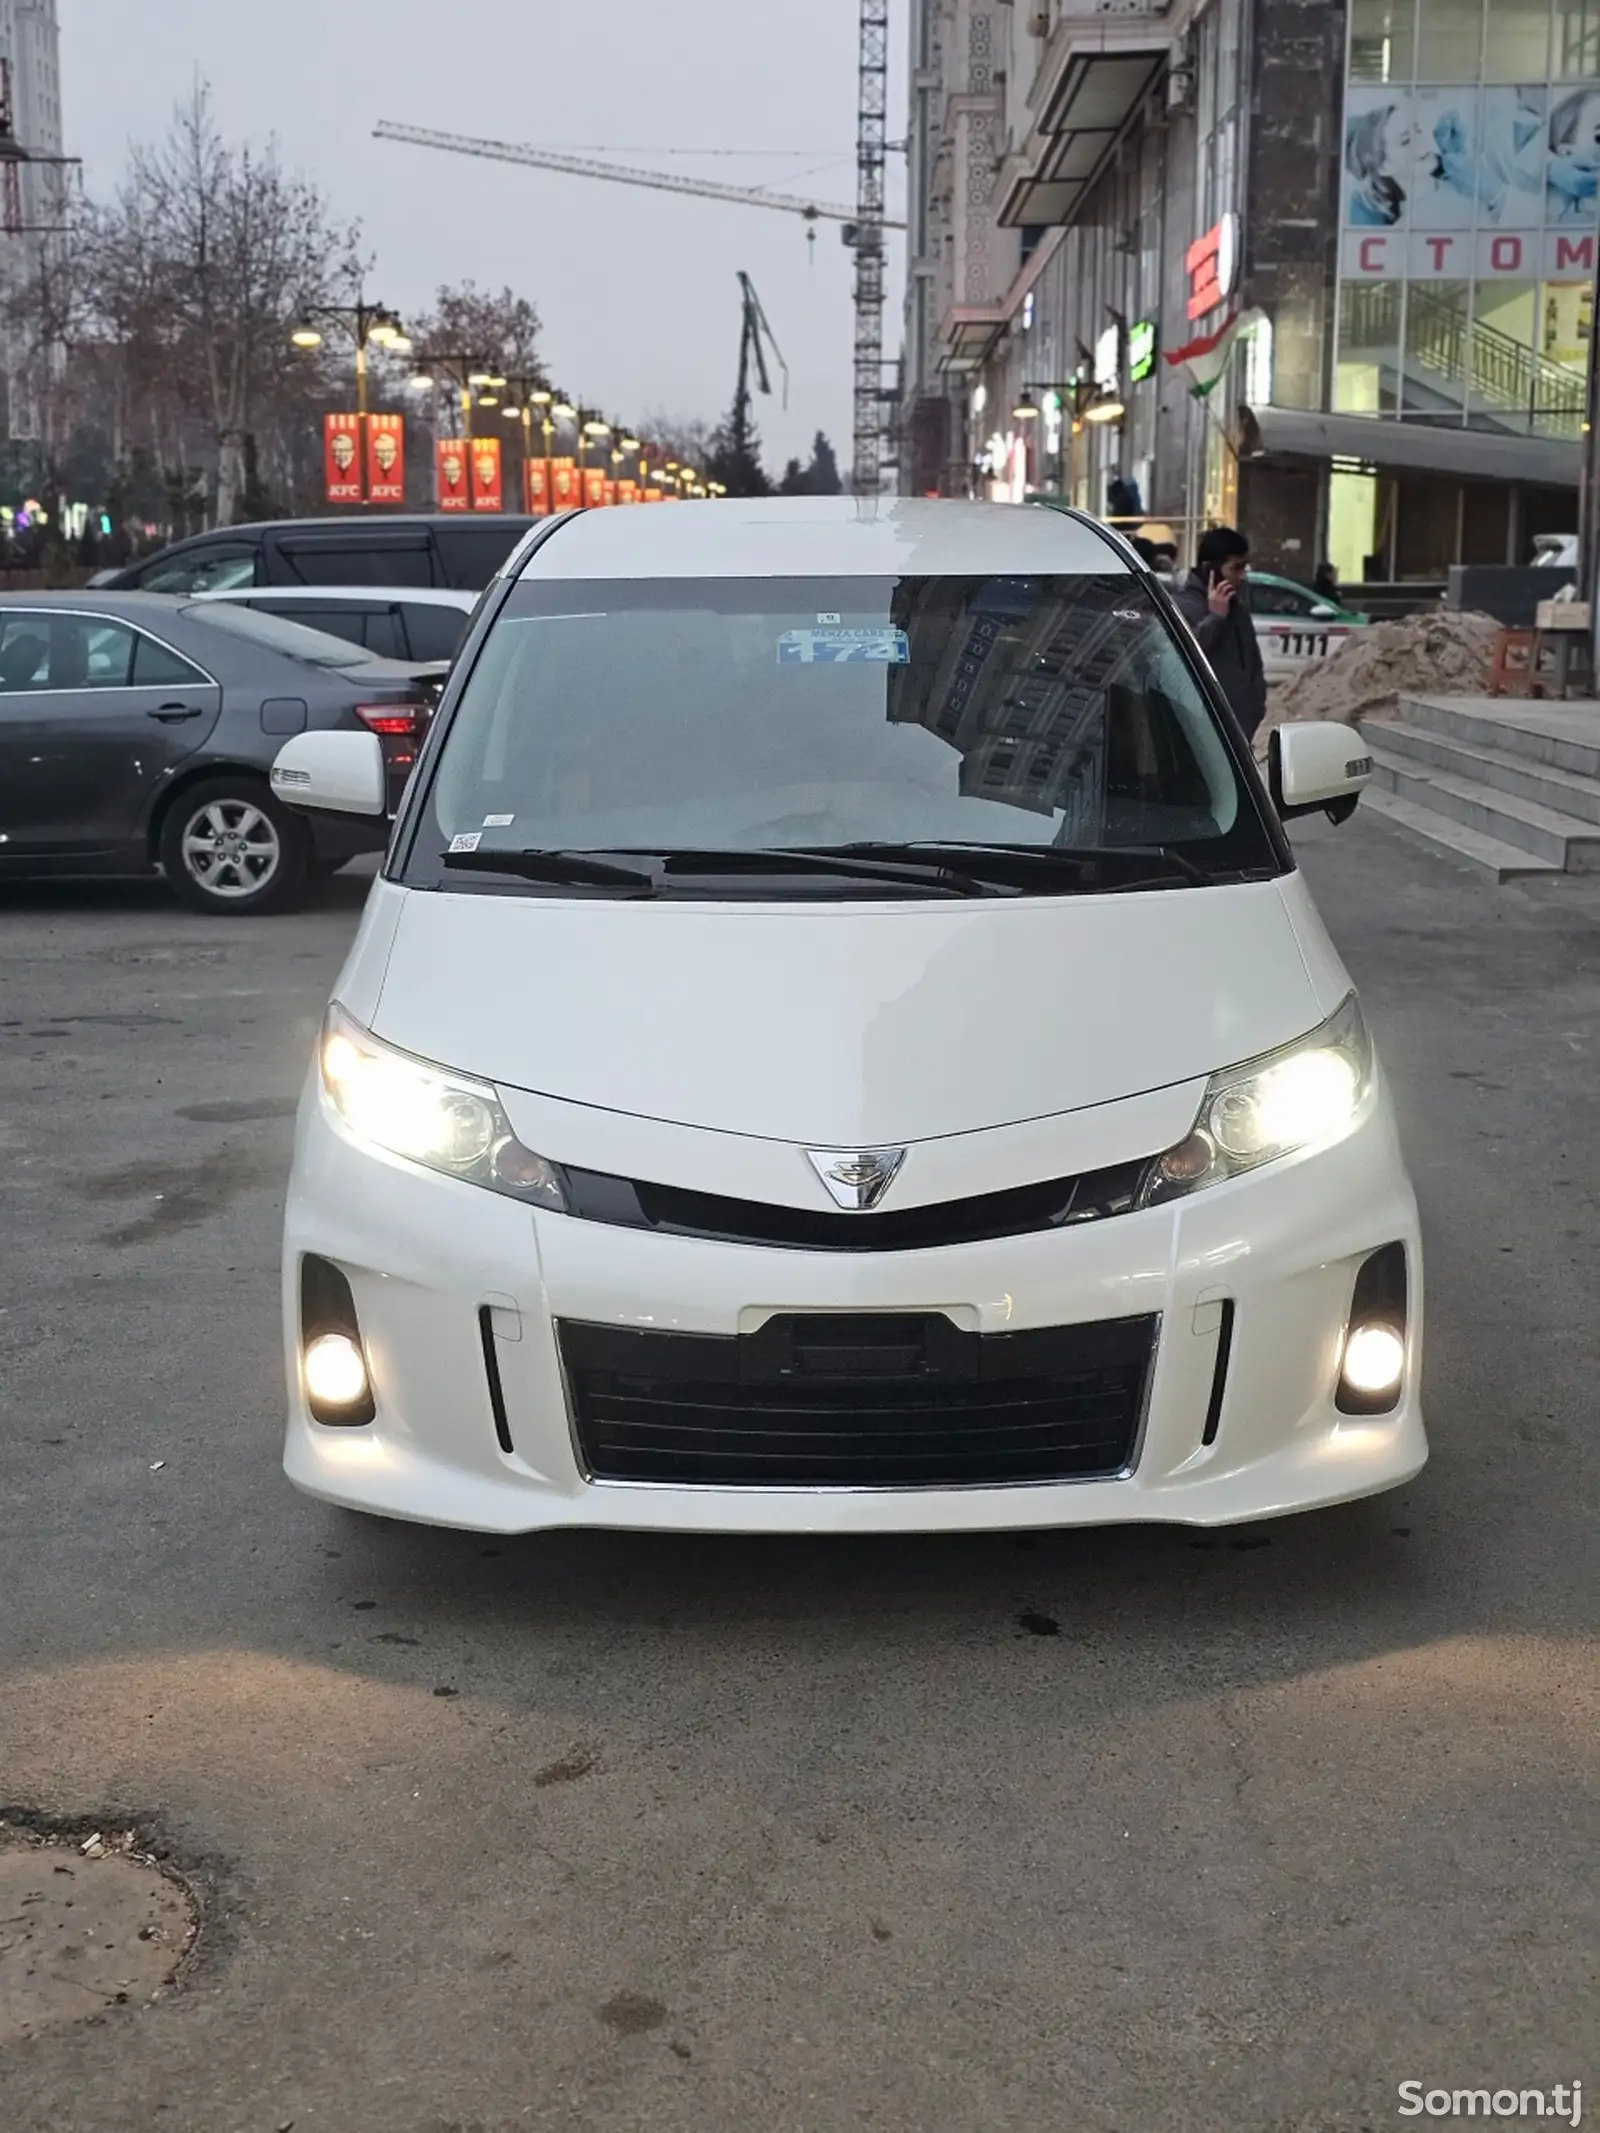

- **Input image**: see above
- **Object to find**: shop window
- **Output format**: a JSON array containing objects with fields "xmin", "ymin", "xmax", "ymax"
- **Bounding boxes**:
[
  {"xmin": 1350, "ymin": 0, "xmax": 1417, "ymax": 83},
  {"xmin": 1403, "ymin": 279, "xmax": 1471, "ymax": 414},
  {"xmin": 1552, "ymin": 0, "xmax": 1600, "ymax": 77},
  {"xmin": 1483, "ymin": 0, "xmax": 1551, "ymax": 80},
  {"xmin": 1335, "ymin": 282, "xmax": 1401, "ymax": 410},
  {"xmin": 1415, "ymin": 0, "xmax": 1485, "ymax": 81},
  {"xmin": 1469, "ymin": 280, "xmax": 1537, "ymax": 426},
  {"xmin": 1328, "ymin": 466, "xmax": 1380, "ymax": 582}
]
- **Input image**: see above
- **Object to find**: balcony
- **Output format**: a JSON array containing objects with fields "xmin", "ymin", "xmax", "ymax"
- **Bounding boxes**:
[{"xmin": 996, "ymin": 0, "xmax": 1175, "ymax": 229}]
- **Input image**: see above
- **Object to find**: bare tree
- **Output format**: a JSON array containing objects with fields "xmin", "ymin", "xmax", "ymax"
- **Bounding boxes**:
[{"xmin": 412, "ymin": 281, "xmax": 544, "ymax": 376}]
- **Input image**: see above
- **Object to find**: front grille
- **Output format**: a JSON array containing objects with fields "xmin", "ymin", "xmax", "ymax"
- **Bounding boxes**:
[
  {"xmin": 559, "ymin": 1156, "xmax": 1153, "ymax": 1253},
  {"xmin": 560, "ymin": 1312, "xmax": 1157, "ymax": 1487}
]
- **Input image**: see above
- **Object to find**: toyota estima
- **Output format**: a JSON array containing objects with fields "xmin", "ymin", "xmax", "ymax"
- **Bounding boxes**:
[{"xmin": 271, "ymin": 497, "xmax": 1426, "ymax": 1534}]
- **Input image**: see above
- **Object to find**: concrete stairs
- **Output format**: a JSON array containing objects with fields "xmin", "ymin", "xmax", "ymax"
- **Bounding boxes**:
[{"xmin": 1359, "ymin": 695, "xmax": 1600, "ymax": 882}]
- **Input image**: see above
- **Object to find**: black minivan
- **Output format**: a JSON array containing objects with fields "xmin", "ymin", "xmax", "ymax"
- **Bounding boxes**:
[{"xmin": 98, "ymin": 516, "xmax": 538, "ymax": 597}]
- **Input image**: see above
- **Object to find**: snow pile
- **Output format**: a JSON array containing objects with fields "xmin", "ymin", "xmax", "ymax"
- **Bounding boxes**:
[{"xmin": 1265, "ymin": 608, "xmax": 1502, "ymax": 732}]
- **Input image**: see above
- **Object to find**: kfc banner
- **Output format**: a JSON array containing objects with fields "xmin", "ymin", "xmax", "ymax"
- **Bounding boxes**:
[
  {"xmin": 524, "ymin": 458, "xmax": 551, "ymax": 514},
  {"xmin": 366, "ymin": 412, "xmax": 405, "ymax": 505},
  {"xmin": 617, "ymin": 479, "xmax": 639, "ymax": 506},
  {"xmin": 550, "ymin": 458, "xmax": 580, "ymax": 510},
  {"xmin": 324, "ymin": 413, "xmax": 364, "ymax": 504},
  {"xmin": 471, "ymin": 435, "xmax": 504, "ymax": 512},
  {"xmin": 436, "ymin": 438, "xmax": 470, "ymax": 512},
  {"xmin": 582, "ymin": 465, "xmax": 608, "ymax": 508},
  {"xmin": 644, "ymin": 486, "xmax": 664, "ymax": 503},
  {"xmin": 603, "ymin": 479, "xmax": 618, "ymax": 507}
]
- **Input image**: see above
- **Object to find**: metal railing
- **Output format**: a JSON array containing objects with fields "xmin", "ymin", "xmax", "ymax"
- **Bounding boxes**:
[{"xmin": 1341, "ymin": 281, "xmax": 1585, "ymax": 436}]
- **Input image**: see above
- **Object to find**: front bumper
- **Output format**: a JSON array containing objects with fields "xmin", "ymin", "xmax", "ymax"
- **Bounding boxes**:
[{"xmin": 282, "ymin": 1089, "xmax": 1427, "ymax": 1534}]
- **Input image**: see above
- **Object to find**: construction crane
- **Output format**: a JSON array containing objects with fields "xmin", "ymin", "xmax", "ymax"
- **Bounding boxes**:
[
  {"xmin": 724, "ymin": 271, "xmax": 788, "ymax": 486},
  {"xmin": 375, "ymin": 96, "xmax": 901, "ymax": 496},
  {"xmin": 851, "ymin": 0, "xmax": 891, "ymax": 495},
  {"xmin": 372, "ymin": 122, "xmax": 905, "ymax": 233}
]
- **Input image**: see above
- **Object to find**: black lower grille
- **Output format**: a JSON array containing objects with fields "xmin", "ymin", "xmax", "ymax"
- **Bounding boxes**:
[{"xmin": 560, "ymin": 1312, "xmax": 1157, "ymax": 1487}]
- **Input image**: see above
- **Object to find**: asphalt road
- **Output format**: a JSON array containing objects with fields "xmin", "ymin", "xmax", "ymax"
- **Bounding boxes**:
[{"xmin": 0, "ymin": 820, "xmax": 1594, "ymax": 2133}]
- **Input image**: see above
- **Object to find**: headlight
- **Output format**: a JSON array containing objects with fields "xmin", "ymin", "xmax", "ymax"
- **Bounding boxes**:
[
  {"xmin": 1144, "ymin": 994, "xmax": 1373, "ymax": 1204},
  {"xmin": 319, "ymin": 1003, "xmax": 567, "ymax": 1210}
]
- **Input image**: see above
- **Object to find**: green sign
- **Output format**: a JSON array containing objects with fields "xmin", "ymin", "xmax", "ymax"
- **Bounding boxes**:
[{"xmin": 1128, "ymin": 319, "xmax": 1157, "ymax": 383}]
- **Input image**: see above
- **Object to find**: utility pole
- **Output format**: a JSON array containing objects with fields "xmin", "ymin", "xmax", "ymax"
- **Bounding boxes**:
[{"xmin": 851, "ymin": 0, "xmax": 890, "ymax": 495}]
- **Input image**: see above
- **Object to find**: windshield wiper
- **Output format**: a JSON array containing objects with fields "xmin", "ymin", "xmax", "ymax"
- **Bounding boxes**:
[
  {"xmin": 629, "ymin": 848, "xmax": 1008, "ymax": 898},
  {"xmin": 441, "ymin": 847, "xmax": 656, "ymax": 890},
  {"xmin": 830, "ymin": 840, "xmax": 1219, "ymax": 889}
]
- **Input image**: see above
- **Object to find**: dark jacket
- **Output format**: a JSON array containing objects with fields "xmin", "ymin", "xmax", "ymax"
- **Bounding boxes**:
[{"xmin": 1173, "ymin": 570, "xmax": 1268, "ymax": 739}]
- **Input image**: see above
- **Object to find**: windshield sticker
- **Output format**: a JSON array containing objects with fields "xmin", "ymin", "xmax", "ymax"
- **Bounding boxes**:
[
  {"xmin": 482, "ymin": 813, "xmax": 515, "ymax": 827},
  {"xmin": 448, "ymin": 832, "xmax": 482, "ymax": 854},
  {"xmin": 778, "ymin": 626, "xmax": 910, "ymax": 666},
  {"xmin": 817, "ymin": 611, "xmax": 841, "ymax": 623}
]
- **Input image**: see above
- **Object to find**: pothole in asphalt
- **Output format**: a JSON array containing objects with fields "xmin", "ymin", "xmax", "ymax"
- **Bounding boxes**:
[{"xmin": 0, "ymin": 1823, "xmax": 200, "ymax": 2046}]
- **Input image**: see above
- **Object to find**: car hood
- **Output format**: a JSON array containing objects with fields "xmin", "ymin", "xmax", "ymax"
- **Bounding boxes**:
[{"xmin": 366, "ymin": 880, "xmax": 1327, "ymax": 1145}]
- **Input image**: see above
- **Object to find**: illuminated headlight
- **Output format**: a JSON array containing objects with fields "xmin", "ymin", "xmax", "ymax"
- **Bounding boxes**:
[
  {"xmin": 319, "ymin": 1003, "xmax": 566, "ymax": 1209},
  {"xmin": 1145, "ymin": 994, "xmax": 1373, "ymax": 1204}
]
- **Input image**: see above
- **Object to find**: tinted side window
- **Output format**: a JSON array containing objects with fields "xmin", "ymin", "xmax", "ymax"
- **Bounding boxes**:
[
  {"xmin": 400, "ymin": 603, "xmax": 469, "ymax": 660},
  {"xmin": 358, "ymin": 608, "xmax": 405, "ymax": 659},
  {"xmin": 139, "ymin": 546, "xmax": 259, "ymax": 593},
  {"xmin": 132, "ymin": 632, "xmax": 209, "ymax": 686},
  {"xmin": 1250, "ymin": 581, "xmax": 1312, "ymax": 617},
  {"xmin": 0, "ymin": 611, "xmax": 50, "ymax": 687},
  {"xmin": 0, "ymin": 614, "xmax": 136, "ymax": 688},
  {"xmin": 246, "ymin": 600, "xmax": 371, "ymax": 651},
  {"xmin": 433, "ymin": 524, "xmax": 529, "ymax": 589},
  {"xmin": 278, "ymin": 540, "xmax": 435, "ymax": 588}
]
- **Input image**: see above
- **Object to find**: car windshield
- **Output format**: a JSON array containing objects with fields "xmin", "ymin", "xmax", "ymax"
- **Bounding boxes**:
[
  {"xmin": 179, "ymin": 600, "xmax": 372, "ymax": 668},
  {"xmin": 400, "ymin": 573, "xmax": 1281, "ymax": 893}
]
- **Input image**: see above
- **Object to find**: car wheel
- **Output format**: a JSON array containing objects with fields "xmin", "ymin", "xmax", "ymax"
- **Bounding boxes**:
[{"xmin": 158, "ymin": 776, "xmax": 312, "ymax": 916}]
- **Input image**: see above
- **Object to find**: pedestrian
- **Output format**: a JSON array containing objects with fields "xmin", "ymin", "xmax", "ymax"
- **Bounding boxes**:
[
  {"xmin": 1149, "ymin": 540, "xmax": 1179, "ymax": 580},
  {"xmin": 1172, "ymin": 526, "xmax": 1267, "ymax": 741},
  {"xmin": 1312, "ymin": 558, "xmax": 1341, "ymax": 603}
]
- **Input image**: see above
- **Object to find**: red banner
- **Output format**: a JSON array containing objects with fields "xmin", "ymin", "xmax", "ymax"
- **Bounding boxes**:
[
  {"xmin": 436, "ymin": 438, "xmax": 469, "ymax": 512},
  {"xmin": 616, "ymin": 479, "xmax": 639, "ymax": 506},
  {"xmin": 643, "ymin": 487, "xmax": 663, "ymax": 503},
  {"xmin": 324, "ymin": 413, "xmax": 363, "ymax": 504},
  {"xmin": 524, "ymin": 458, "xmax": 551, "ymax": 515},
  {"xmin": 582, "ymin": 465, "xmax": 607, "ymax": 509},
  {"xmin": 550, "ymin": 459, "xmax": 580, "ymax": 510},
  {"xmin": 471, "ymin": 436, "xmax": 504, "ymax": 512},
  {"xmin": 366, "ymin": 412, "xmax": 405, "ymax": 504}
]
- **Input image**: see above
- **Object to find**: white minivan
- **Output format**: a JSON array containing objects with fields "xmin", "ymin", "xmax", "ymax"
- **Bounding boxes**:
[{"xmin": 270, "ymin": 498, "xmax": 1425, "ymax": 1535}]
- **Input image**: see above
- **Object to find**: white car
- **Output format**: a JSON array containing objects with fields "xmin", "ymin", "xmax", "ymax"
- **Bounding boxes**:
[
  {"xmin": 270, "ymin": 498, "xmax": 1425, "ymax": 1536},
  {"xmin": 195, "ymin": 584, "xmax": 477, "ymax": 666}
]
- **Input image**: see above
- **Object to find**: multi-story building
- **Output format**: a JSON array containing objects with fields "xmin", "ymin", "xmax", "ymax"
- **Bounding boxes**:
[
  {"xmin": 0, "ymin": 0, "xmax": 65, "ymax": 449},
  {"xmin": 900, "ymin": 0, "xmax": 1588, "ymax": 579}
]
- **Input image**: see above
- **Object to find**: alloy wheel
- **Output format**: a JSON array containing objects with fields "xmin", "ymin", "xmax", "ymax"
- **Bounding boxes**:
[{"xmin": 179, "ymin": 799, "xmax": 282, "ymax": 899}]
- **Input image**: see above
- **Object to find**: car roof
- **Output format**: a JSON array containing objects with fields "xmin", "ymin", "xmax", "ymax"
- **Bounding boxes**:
[
  {"xmin": 148, "ymin": 514, "xmax": 533, "ymax": 543},
  {"xmin": 518, "ymin": 497, "xmax": 1129, "ymax": 581},
  {"xmin": 0, "ymin": 589, "xmax": 190, "ymax": 613}
]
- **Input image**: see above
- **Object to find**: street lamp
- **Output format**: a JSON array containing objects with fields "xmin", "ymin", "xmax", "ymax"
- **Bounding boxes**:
[{"xmin": 288, "ymin": 297, "xmax": 410, "ymax": 482}]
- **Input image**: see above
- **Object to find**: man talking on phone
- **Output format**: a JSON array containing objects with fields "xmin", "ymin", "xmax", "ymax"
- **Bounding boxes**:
[{"xmin": 1172, "ymin": 526, "xmax": 1268, "ymax": 742}]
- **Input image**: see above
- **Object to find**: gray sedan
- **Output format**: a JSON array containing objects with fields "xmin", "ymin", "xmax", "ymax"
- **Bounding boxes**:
[{"xmin": 0, "ymin": 591, "xmax": 433, "ymax": 915}]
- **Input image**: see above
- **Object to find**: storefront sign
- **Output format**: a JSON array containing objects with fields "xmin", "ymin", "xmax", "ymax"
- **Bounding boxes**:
[
  {"xmin": 1186, "ymin": 214, "xmax": 1240, "ymax": 321},
  {"xmin": 1094, "ymin": 325, "xmax": 1121, "ymax": 391},
  {"xmin": 365, "ymin": 413, "xmax": 405, "ymax": 504},
  {"xmin": 471, "ymin": 436, "xmax": 504, "ymax": 512},
  {"xmin": 1128, "ymin": 319, "xmax": 1158, "ymax": 382},
  {"xmin": 1341, "ymin": 226, "xmax": 1598, "ymax": 280},
  {"xmin": 436, "ymin": 438, "xmax": 469, "ymax": 512},
  {"xmin": 324, "ymin": 413, "xmax": 363, "ymax": 504}
]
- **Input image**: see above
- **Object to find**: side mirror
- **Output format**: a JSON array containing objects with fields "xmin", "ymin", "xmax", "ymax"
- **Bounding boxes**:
[
  {"xmin": 1268, "ymin": 721, "xmax": 1372, "ymax": 825},
  {"xmin": 1309, "ymin": 602, "xmax": 1338, "ymax": 620},
  {"xmin": 270, "ymin": 730, "xmax": 386, "ymax": 817}
]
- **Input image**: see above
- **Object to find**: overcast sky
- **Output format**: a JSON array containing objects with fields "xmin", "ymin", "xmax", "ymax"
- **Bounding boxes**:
[{"xmin": 62, "ymin": 0, "xmax": 907, "ymax": 476}]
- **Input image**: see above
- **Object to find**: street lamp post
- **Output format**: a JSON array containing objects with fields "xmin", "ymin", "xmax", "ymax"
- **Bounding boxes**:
[
  {"xmin": 410, "ymin": 351, "xmax": 499, "ymax": 505},
  {"xmin": 290, "ymin": 296, "xmax": 411, "ymax": 502}
]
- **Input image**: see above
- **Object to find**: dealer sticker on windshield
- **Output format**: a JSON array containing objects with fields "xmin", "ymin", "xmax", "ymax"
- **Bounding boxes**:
[{"xmin": 777, "ymin": 626, "xmax": 910, "ymax": 665}]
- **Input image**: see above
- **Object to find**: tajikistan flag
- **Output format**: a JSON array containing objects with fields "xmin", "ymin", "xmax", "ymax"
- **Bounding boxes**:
[{"xmin": 1164, "ymin": 309, "xmax": 1266, "ymax": 398}]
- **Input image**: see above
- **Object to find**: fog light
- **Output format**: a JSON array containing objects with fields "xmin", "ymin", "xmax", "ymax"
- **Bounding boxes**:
[
  {"xmin": 1341, "ymin": 1323, "xmax": 1405, "ymax": 1398},
  {"xmin": 304, "ymin": 1331, "xmax": 369, "ymax": 1409}
]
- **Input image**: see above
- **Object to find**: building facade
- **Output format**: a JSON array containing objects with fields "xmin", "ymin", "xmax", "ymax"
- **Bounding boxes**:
[
  {"xmin": 899, "ymin": 0, "xmax": 1588, "ymax": 580},
  {"xmin": 0, "ymin": 0, "xmax": 65, "ymax": 450}
]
